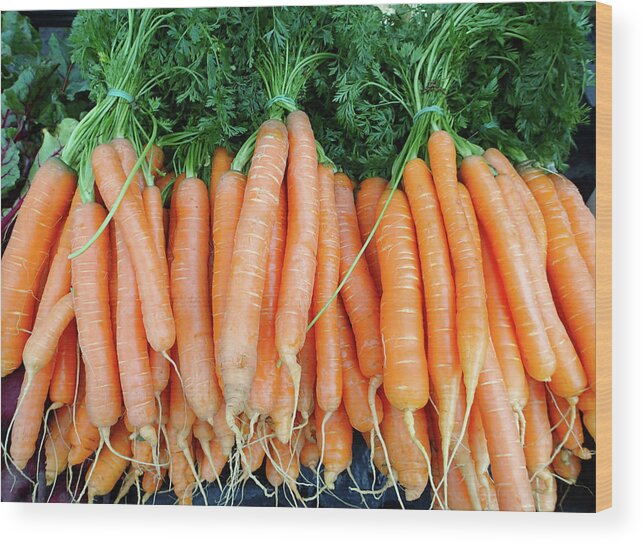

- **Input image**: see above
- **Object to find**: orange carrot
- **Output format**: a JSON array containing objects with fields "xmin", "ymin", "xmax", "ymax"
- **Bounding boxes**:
[
  {"xmin": 552, "ymin": 448, "xmax": 581, "ymax": 484},
  {"xmin": 92, "ymin": 142, "xmax": 175, "ymax": 353},
  {"xmin": 2, "ymin": 158, "xmax": 76, "ymax": 377},
  {"xmin": 475, "ymin": 342, "xmax": 535, "ymax": 511},
  {"xmin": 297, "ymin": 312, "xmax": 317, "ymax": 421},
  {"xmin": 22, "ymin": 292, "xmax": 75, "ymax": 379},
  {"xmin": 551, "ymin": 173, "xmax": 595, "ymax": 280},
  {"xmin": 338, "ymin": 298, "xmax": 383, "ymax": 432},
  {"xmin": 404, "ymin": 158, "xmax": 461, "ymax": 475},
  {"xmin": 49, "ymin": 321, "xmax": 79, "ymax": 406},
  {"xmin": 112, "ymin": 137, "xmax": 145, "ymax": 193},
  {"xmin": 483, "ymin": 149, "xmax": 547, "ymax": 263},
  {"xmin": 546, "ymin": 391, "xmax": 590, "ymax": 460},
  {"xmin": 67, "ymin": 372, "xmax": 101, "ymax": 466},
  {"xmin": 218, "ymin": 120, "xmax": 288, "ymax": 416},
  {"xmin": 495, "ymin": 172, "xmax": 587, "ymax": 399},
  {"xmin": 114, "ymin": 224, "xmax": 156, "ymax": 442},
  {"xmin": 71, "ymin": 202, "xmax": 122, "ymax": 432},
  {"xmin": 314, "ymin": 163, "xmax": 342, "ymax": 413},
  {"xmin": 459, "ymin": 155, "xmax": 554, "ymax": 382},
  {"xmin": 247, "ymin": 182, "xmax": 287, "ymax": 421},
  {"xmin": 209, "ymin": 147, "xmax": 234, "ymax": 212},
  {"xmin": 380, "ymin": 396, "xmax": 430, "ymax": 501},
  {"xmin": 171, "ymin": 177, "xmax": 220, "ymax": 422},
  {"xmin": 428, "ymin": 132, "xmax": 488, "ymax": 404},
  {"xmin": 86, "ymin": 418, "xmax": 132, "ymax": 503},
  {"xmin": 143, "ymin": 183, "xmax": 170, "ymax": 394},
  {"xmin": 578, "ymin": 389, "xmax": 596, "ymax": 440},
  {"xmin": 44, "ymin": 405, "xmax": 73, "ymax": 486},
  {"xmin": 523, "ymin": 376, "xmax": 556, "ymax": 511},
  {"xmin": 334, "ymin": 172, "xmax": 383, "ymax": 379},
  {"xmin": 266, "ymin": 435, "xmax": 301, "ymax": 492},
  {"xmin": 375, "ymin": 188, "xmax": 428, "ymax": 412},
  {"xmin": 356, "ymin": 177, "xmax": 388, "ymax": 295},
  {"xmin": 275, "ymin": 110, "xmax": 320, "ymax": 410},
  {"xmin": 479, "ymin": 230, "xmax": 528, "ymax": 414},
  {"xmin": 211, "ymin": 170, "xmax": 246, "ymax": 366},
  {"xmin": 200, "ymin": 437, "xmax": 228, "ymax": 483},
  {"xmin": 520, "ymin": 164, "xmax": 596, "ymax": 389},
  {"xmin": 315, "ymin": 403, "xmax": 352, "ymax": 490},
  {"xmin": 270, "ymin": 363, "xmax": 295, "ymax": 444}
]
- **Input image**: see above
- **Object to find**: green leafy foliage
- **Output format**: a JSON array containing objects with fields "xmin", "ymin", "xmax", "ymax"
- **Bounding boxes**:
[{"xmin": 1, "ymin": 11, "xmax": 90, "ymax": 216}]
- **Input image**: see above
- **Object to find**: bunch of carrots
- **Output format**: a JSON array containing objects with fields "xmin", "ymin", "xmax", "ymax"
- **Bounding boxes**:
[
  {"xmin": 1, "ymin": 115, "xmax": 595, "ymax": 509},
  {"xmin": 1, "ymin": 6, "xmax": 595, "ymax": 510}
]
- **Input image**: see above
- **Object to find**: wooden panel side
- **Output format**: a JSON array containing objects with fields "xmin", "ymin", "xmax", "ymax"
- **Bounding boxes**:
[{"xmin": 595, "ymin": 0, "xmax": 612, "ymax": 513}]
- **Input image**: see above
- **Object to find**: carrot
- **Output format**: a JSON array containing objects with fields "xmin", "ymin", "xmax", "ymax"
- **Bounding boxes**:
[
  {"xmin": 380, "ymin": 396, "xmax": 429, "ymax": 501},
  {"xmin": 275, "ymin": 110, "xmax": 320, "ymax": 417},
  {"xmin": 403, "ymin": 158, "xmax": 461, "ymax": 482},
  {"xmin": 428, "ymin": 132, "xmax": 488, "ymax": 406},
  {"xmin": 495, "ymin": 172, "xmax": 587, "ymax": 399},
  {"xmin": 523, "ymin": 377, "xmax": 554, "ymax": 475},
  {"xmin": 520, "ymin": 164, "xmax": 596, "ymax": 389},
  {"xmin": 479, "ymin": 226, "xmax": 528, "ymax": 416},
  {"xmin": 49, "ymin": 321, "xmax": 79, "ymax": 406},
  {"xmin": 578, "ymin": 389, "xmax": 596, "ymax": 440},
  {"xmin": 171, "ymin": 177, "xmax": 221, "ymax": 423},
  {"xmin": 114, "ymin": 224, "xmax": 156, "ymax": 443},
  {"xmin": 551, "ymin": 172, "xmax": 595, "ymax": 280},
  {"xmin": 266, "ymin": 435, "xmax": 301, "ymax": 493},
  {"xmin": 240, "ymin": 419, "xmax": 267, "ymax": 479},
  {"xmin": 67, "ymin": 372, "xmax": 101, "ymax": 466},
  {"xmin": 22, "ymin": 292, "xmax": 75, "ymax": 380},
  {"xmin": 522, "ymin": 376, "xmax": 557, "ymax": 511},
  {"xmin": 467, "ymin": 405, "xmax": 493, "ymax": 507},
  {"xmin": 315, "ymin": 403, "xmax": 352, "ymax": 490},
  {"xmin": 209, "ymin": 147, "xmax": 234, "ymax": 212},
  {"xmin": 211, "ymin": 170, "xmax": 246, "ymax": 361},
  {"xmin": 92, "ymin": 142, "xmax": 175, "ymax": 353},
  {"xmin": 247, "ymin": 182, "xmax": 287, "ymax": 422},
  {"xmin": 334, "ymin": 172, "xmax": 383, "ymax": 379},
  {"xmin": 483, "ymin": 148, "xmax": 547, "ymax": 262},
  {"xmin": 218, "ymin": 119, "xmax": 288, "ymax": 417},
  {"xmin": 86, "ymin": 418, "xmax": 132, "ymax": 503},
  {"xmin": 459, "ymin": 154, "xmax": 555, "ymax": 382},
  {"xmin": 44, "ymin": 405, "xmax": 73, "ymax": 486},
  {"xmin": 167, "ymin": 426, "xmax": 196, "ymax": 505},
  {"xmin": 297, "ymin": 312, "xmax": 317, "ymax": 421},
  {"xmin": 314, "ymin": 164, "xmax": 342, "ymax": 413},
  {"xmin": 112, "ymin": 137, "xmax": 145, "ymax": 193},
  {"xmin": 192, "ymin": 419, "xmax": 218, "ymax": 480},
  {"xmin": 71, "ymin": 202, "xmax": 122, "ymax": 433},
  {"xmin": 2, "ymin": 158, "xmax": 76, "ymax": 377},
  {"xmin": 552, "ymin": 448, "xmax": 581, "ymax": 484},
  {"xmin": 143, "ymin": 183, "xmax": 170, "ymax": 394},
  {"xmin": 148, "ymin": 144, "xmax": 164, "ymax": 180},
  {"xmin": 212, "ymin": 405, "xmax": 235, "ymax": 457},
  {"xmin": 356, "ymin": 177, "xmax": 388, "ymax": 295},
  {"xmin": 375, "ymin": 188, "xmax": 428, "ymax": 412},
  {"xmin": 475, "ymin": 341, "xmax": 535, "ymax": 511},
  {"xmin": 270, "ymin": 362, "xmax": 295, "ymax": 444},
  {"xmin": 300, "ymin": 415, "xmax": 319, "ymax": 470},
  {"xmin": 546, "ymin": 391, "xmax": 590, "ymax": 460},
  {"xmin": 155, "ymin": 172, "xmax": 175, "ymax": 195},
  {"xmin": 200, "ymin": 437, "xmax": 228, "ymax": 484},
  {"xmin": 338, "ymin": 298, "xmax": 383, "ymax": 432}
]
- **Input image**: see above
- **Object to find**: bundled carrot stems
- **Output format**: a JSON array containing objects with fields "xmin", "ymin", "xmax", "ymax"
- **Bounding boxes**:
[{"xmin": 1, "ymin": 4, "xmax": 595, "ymax": 510}]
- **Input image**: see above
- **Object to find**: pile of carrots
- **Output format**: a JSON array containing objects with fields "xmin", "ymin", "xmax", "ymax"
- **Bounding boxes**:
[{"xmin": 1, "ymin": 109, "xmax": 595, "ymax": 510}]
